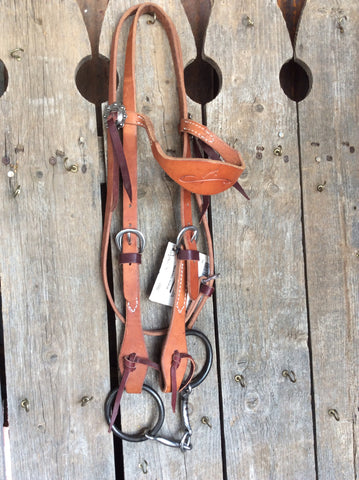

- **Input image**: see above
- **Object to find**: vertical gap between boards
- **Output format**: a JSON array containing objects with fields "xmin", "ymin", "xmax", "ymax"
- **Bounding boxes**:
[
  {"xmin": 295, "ymin": 102, "xmax": 319, "ymax": 477},
  {"xmin": 0, "ymin": 279, "xmax": 8, "ymax": 428},
  {"xmin": 100, "ymin": 182, "xmax": 124, "ymax": 480},
  {"xmin": 0, "ymin": 279, "xmax": 12, "ymax": 480},
  {"xmin": 202, "ymin": 103, "xmax": 228, "ymax": 480}
]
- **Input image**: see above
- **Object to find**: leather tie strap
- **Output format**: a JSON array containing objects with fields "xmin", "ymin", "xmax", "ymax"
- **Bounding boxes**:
[
  {"xmin": 192, "ymin": 135, "xmax": 250, "ymax": 201},
  {"xmin": 107, "ymin": 115, "xmax": 132, "ymax": 204},
  {"xmin": 170, "ymin": 350, "xmax": 195, "ymax": 412},
  {"xmin": 108, "ymin": 353, "xmax": 160, "ymax": 431}
]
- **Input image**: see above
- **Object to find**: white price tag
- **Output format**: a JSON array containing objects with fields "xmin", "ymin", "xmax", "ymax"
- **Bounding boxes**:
[{"xmin": 149, "ymin": 242, "xmax": 209, "ymax": 307}]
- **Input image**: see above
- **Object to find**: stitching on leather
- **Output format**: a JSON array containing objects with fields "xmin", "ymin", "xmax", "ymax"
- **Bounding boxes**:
[
  {"xmin": 127, "ymin": 297, "xmax": 139, "ymax": 313},
  {"xmin": 175, "ymin": 262, "xmax": 186, "ymax": 314},
  {"xmin": 137, "ymin": 114, "xmax": 146, "ymax": 126},
  {"xmin": 183, "ymin": 120, "xmax": 215, "ymax": 143},
  {"xmin": 182, "ymin": 127, "xmax": 215, "ymax": 144}
]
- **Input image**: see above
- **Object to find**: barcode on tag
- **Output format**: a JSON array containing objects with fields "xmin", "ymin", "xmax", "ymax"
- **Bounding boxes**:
[{"xmin": 149, "ymin": 242, "xmax": 209, "ymax": 307}]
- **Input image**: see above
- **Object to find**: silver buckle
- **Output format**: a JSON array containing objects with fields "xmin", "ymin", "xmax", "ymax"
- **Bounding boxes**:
[
  {"xmin": 174, "ymin": 225, "xmax": 198, "ymax": 252},
  {"xmin": 115, "ymin": 229, "xmax": 145, "ymax": 253},
  {"xmin": 104, "ymin": 102, "xmax": 127, "ymax": 129}
]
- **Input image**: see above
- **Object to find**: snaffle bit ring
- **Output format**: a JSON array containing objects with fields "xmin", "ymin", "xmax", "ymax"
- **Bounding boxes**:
[
  {"xmin": 184, "ymin": 329, "xmax": 213, "ymax": 390},
  {"xmin": 105, "ymin": 383, "xmax": 165, "ymax": 442}
]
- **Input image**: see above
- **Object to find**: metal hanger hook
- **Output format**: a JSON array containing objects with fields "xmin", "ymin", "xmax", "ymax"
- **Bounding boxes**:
[
  {"xmin": 63, "ymin": 157, "xmax": 79, "ymax": 173},
  {"xmin": 147, "ymin": 13, "xmax": 157, "ymax": 24},
  {"xmin": 282, "ymin": 369, "xmax": 296, "ymax": 383}
]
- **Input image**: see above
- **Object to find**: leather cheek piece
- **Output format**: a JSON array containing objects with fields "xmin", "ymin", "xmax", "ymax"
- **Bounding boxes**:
[{"xmin": 177, "ymin": 248, "xmax": 200, "ymax": 300}]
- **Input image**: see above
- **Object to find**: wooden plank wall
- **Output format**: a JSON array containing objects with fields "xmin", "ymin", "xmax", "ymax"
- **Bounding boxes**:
[
  {"xmin": 207, "ymin": 1, "xmax": 315, "ymax": 478},
  {"xmin": 0, "ymin": 1, "xmax": 115, "ymax": 479},
  {"xmin": 0, "ymin": 0, "xmax": 357, "ymax": 479},
  {"xmin": 297, "ymin": 2, "xmax": 359, "ymax": 479}
]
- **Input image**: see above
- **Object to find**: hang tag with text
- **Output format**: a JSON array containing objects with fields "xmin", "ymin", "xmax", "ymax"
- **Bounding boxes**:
[{"xmin": 149, "ymin": 242, "xmax": 209, "ymax": 307}]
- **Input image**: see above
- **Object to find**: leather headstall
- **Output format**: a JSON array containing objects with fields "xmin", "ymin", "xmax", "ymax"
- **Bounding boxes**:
[{"xmin": 102, "ymin": 2, "xmax": 245, "ymax": 448}]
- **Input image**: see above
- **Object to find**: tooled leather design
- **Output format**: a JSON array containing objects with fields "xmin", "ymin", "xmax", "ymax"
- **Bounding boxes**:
[{"xmin": 179, "ymin": 169, "xmax": 232, "ymax": 185}]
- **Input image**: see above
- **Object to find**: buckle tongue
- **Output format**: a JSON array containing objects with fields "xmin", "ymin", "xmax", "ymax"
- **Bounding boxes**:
[
  {"xmin": 115, "ymin": 229, "xmax": 145, "ymax": 253},
  {"xmin": 174, "ymin": 225, "xmax": 198, "ymax": 253},
  {"xmin": 104, "ymin": 102, "xmax": 127, "ymax": 129}
]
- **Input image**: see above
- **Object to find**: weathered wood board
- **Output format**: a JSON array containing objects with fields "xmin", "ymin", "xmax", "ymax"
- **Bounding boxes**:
[
  {"xmin": 206, "ymin": 0, "xmax": 316, "ymax": 478},
  {"xmin": 0, "ymin": 0, "xmax": 357, "ymax": 478},
  {"xmin": 297, "ymin": 2, "xmax": 359, "ymax": 479},
  {"xmin": 0, "ymin": 1, "xmax": 114, "ymax": 479}
]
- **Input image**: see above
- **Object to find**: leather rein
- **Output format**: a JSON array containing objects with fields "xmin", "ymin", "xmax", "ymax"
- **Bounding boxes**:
[{"xmin": 102, "ymin": 2, "xmax": 245, "ymax": 450}]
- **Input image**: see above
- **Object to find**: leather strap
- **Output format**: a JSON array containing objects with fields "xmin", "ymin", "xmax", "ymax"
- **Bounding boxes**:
[
  {"xmin": 116, "ymin": 9, "xmax": 147, "ymax": 394},
  {"xmin": 161, "ymin": 254, "xmax": 188, "ymax": 396}
]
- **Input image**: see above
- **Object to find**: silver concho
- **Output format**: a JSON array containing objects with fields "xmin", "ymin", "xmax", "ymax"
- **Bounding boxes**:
[{"xmin": 104, "ymin": 102, "xmax": 127, "ymax": 129}]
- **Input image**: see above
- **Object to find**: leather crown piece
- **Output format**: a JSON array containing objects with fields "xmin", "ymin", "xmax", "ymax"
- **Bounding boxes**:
[
  {"xmin": 101, "ymin": 1, "xmax": 246, "ymax": 434},
  {"xmin": 105, "ymin": 3, "xmax": 245, "ymax": 213}
]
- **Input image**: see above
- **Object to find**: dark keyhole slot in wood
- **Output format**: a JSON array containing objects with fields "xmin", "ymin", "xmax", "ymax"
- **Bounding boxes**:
[
  {"xmin": 184, "ymin": 57, "xmax": 222, "ymax": 105},
  {"xmin": 75, "ymin": 54, "xmax": 114, "ymax": 105},
  {"xmin": 0, "ymin": 60, "xmax": 9, "ymax": 97},
  {"xmin": 279, "ymin": 58, "xmax": 312, "ymax": 102},
  {"xmin": 277, "ymin": 0, "xmax": 307, "ymax": 48}
]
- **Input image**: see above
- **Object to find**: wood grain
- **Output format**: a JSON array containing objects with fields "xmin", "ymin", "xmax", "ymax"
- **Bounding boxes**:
[
  {"xmin": 100, "ymin": 1, "xmax": 223, "ymax": 479},
  {"xmin": 0, "ymin": 1, "xmax": 115, "ymax": 478},
  {"xmin": 206, "ymin": 0, "xmax": 316, "ymax": 478},
  {"xmin": 297, "ymin": 1, "xmax": 359, "ymax": 478},
  {"xmin": 0, "ymin": 0, "xmax": 357, "ymax": 478}
]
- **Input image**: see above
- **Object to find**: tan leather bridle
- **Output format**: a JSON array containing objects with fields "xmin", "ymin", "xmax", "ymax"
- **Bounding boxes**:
[{"xmin": 102, "ymin": 2, "xmax": 245, "ymax": 446}]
